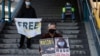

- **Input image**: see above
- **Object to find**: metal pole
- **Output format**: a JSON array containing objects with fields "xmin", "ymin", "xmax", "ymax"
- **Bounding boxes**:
[
  {"xmin": 8, "ymin": 0, "xmax": 11, "ymax": 22},
  {"xmin": 1, "ymin": 0, "xmax": 5, "ymax": 22},
  {"xmin": 96, "ymin": 0, "xmax": 98, "ymax": 10}
]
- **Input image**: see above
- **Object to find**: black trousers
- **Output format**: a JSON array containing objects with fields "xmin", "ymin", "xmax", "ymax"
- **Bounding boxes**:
[{"xmin": 19, "ymin": 34, "xmax": 31, "ymax": 48}]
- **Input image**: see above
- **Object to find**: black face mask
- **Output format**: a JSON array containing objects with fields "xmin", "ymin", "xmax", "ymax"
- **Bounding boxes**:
[{"xmin": 49, "ymin": 29, "xmax": 56, "ymax": 34}]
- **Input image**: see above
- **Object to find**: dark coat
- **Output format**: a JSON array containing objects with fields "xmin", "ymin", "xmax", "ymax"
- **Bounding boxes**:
[
  {"xmin": 42, "ymin": 32, "xmax": 62, "ymax": 39},
  {"xmin": 17, "ymin": 4, "xmax": 37, "ymax": 18}
]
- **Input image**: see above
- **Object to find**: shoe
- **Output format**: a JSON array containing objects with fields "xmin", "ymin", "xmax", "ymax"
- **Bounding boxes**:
[
  {"xmin": 27, "ymin": 47, "xmax": 33, "ymax": 49},
  {"xmin": 19, "ymin": 46, "xmax": 26, "ymax": 49}
]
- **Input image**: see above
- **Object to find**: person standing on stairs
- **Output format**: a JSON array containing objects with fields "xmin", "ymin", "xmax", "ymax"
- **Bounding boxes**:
[{"xmin": 17, "ymin": 0, "xmax": 37, "ymax": 49}]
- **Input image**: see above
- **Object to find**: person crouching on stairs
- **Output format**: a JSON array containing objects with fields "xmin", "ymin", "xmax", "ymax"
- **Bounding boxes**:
[{"xmin": 39, "ymin": 23, "xmax": 62, "ymax": 55}]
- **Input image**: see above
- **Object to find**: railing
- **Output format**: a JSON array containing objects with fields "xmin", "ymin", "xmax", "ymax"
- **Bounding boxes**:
[
  {"xmin": 80, "ymin": 0, "xmax": 100, "ymax": 55},
  {"xmin": 11, "ymin": 0, "xmax": 24, "ymax": 21},
  {"xmin": 88, "ymin": 0, "xmax": 100, "ymax": 30},
  {"xmin": 0, "ymin": 0, "xmax": 23, "ymax": 21},
  {"xmin": 93, "ymin": 5, "xmax": 100, "ymax": 29},
  {"xmin": 0, "ymin": 0, "xmax": 23, "ymax": 32}
]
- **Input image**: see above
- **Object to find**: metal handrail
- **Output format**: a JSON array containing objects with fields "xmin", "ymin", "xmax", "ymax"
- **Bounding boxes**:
[
  {"xmin": 0, "ymin": 0, "xmax": 23, "ymax": 21},
  {"xmin": 0, "ymin": 0, "xmax": 24, "ymax": 33},
  {"xmin": 83, "ymin": 0, "xmax": 100, "ymax": 55},
  {"xmin": 11, "ymin": 0, "xmax": 24, "ymax": 20},
  {"xmin": 98, "ymin": 5, "xmax": 100, "ymax": 18},
  {"xmin": 86, "ymin": 0, "xmax": 100, "ymax": 45}
]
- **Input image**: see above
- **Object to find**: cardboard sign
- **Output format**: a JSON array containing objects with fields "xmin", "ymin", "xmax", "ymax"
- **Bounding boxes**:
[
  {"xmin": 39, "ymin": 37, "xmax": 70, "ymax": 56},
  {"xmin": 55, "ymin": 38, "xmax": 70, "ymax": 56},
  {"xmin": 40, "ymin": 38, "xmax": 55, "ymax": 56}
]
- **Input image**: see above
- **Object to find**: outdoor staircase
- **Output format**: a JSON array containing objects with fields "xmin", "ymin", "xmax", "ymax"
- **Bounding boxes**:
[
  {"xmin": 0, "ymin": 19, "xmax": 91, "ymax": 56},
  {"xmin": 0, "ymin": 0, "xmax": 91, "ymax": 56}
]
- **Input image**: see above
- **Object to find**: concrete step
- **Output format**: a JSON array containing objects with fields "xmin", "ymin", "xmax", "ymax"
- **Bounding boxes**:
[
  {"xmin": 0, "ymin": 34, "xmax": 20, "ymax": 39},
  {"xmin": 8, "ymin": 22, "xmax": 78, "ymax": 26},
  {"xmin": 61, "ymin": 30, "xmax": 80, "ymax": 34},
  {"xmin": 0, "ymin": 51, "xmax": 90, "ymax": 56},
  {"xmin": 0, "ymin": 44, "xmax": 39, "ymax": 49},
  {"xmin": 4, "ymin": 26, "xmax": 79, "ymax": 30},
  {"xmin": 42, "ymin": 30, "xmax": 80, "ymax": 34},
  {"xmin": 57, "ymin": 27, "xmax": 79, "ymax": 30},
  {"xmin": 0, "ymin": 49, "xmax": 39, "ymax": 55},
  {"xmin": 42, "ymin": 20, "xmax": 77, "ymax": 22},
  {"xmin": 56, "ymin": 26, "xmax": 79, "ymax": 30},
  {"xmin": 0, "ymin": 34, "xmax": 78, "ymax": 39},
  {"xmin": 69, "ymin": 39, "xmax": 88, "ymax": 45},
  {"xmin": 63, "ymin": 35, "xmax": 78, "ymax": 38},
  {"xmin": 0, "ymin": 44, "xmax": 89, "ymax": 50},
  {"xmin": 0, "ymin": 55, "xmax": 40, "ymax": 56},
  {"xmin": 0, "ymin": 49, "xmax": 90, "ymax": 55},
  {"xmin": 70, "ymin": 50, "xmax": 90, "ymax": 56},
  {"xmin": 4, "ymin": 26, "xmax": 17, "ymax": 30},
  {"xmin": 56, "ymin": 22, "xmax": 78, "ymax": 26},
  {"xmin": 42, "ymin": 22, "xmax": 78, "ymax": 25},
  {"xmin": 3, "ymin": 30, "xmax": 18, "ymax": 34},
  {"xmin": 0, "ymin": 38, "xmax": 88, "ymax": 45},
  {"xmin": 3, "ymin": 30, "xmax": 80, "ymax": 34}
]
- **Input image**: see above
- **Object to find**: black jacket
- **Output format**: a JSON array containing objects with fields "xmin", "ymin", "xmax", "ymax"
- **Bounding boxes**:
[
  {"xmin": 42, "ymin": 32, "xmax": 62, "ymax": 39},
  {"xmin": 17, "ymin": 5, "xmax": 37, "ymax": 18}
]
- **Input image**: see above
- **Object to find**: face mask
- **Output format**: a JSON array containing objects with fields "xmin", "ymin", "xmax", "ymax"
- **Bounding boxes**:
[
  {"xmin": 25, "ymin": 2, "xmax": 31, "ymax": 6},
  {"xmin": 58, "ymin": 41, "xmax": 65, "ymax": 47},
  {"xmin": 49, "ymin": 29, "xmax": 56, "ymax": 34}
]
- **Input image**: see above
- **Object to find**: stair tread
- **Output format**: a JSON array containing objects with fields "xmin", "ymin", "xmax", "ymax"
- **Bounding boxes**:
[
  {"xmin": 4, "ymin": 27, "xmax": 79, "ymax": 30},
  {"xmin": 0, "ymin": 38, "xmax": 88, "ymax": 44},
  {"xmin": 0, "ymin": 49, "xmax": 90, "ymax": 56},
  {"xmin": 0, "ymin": 43, "xmax": 89, "ymax": 50},
  {"xmin": 0, "ymin": 34, "xmax": 78, "ymax": 39},
  {"xmin": 7, "ymin": 21, "xmax": 78, "ymax": 26},
  {"xmin": 0, "ymin": 54, "xmax": 41, "ymax": 56}
]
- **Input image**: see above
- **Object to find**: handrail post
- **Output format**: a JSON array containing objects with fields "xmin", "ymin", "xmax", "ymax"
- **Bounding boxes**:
[
  {"xmin": 8, "ymin": 0, "xmax": 11, "ymax": 22},
  {"xmin": 1, "ymin": 0, "xmax": 5, "ymax": 22},
  {"xmin": 96, "ymin": 0, "xmax": 98, "ymax": 10}
]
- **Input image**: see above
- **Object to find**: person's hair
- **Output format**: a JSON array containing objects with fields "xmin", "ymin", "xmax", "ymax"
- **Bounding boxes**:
[{"xmin": 48, "ymin": 23, "xmax": 56, "ymax": 28}]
